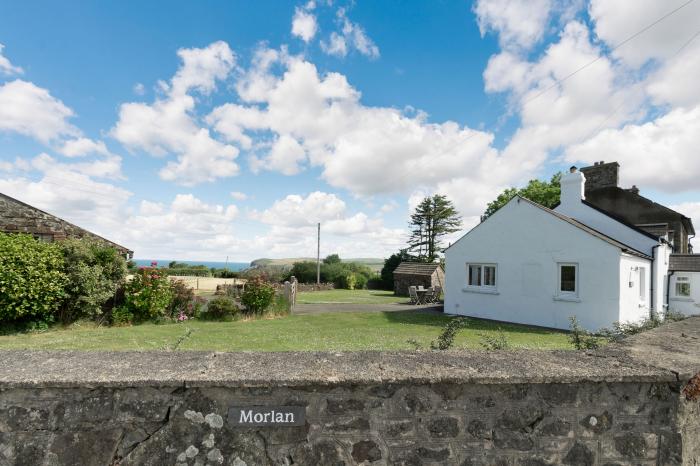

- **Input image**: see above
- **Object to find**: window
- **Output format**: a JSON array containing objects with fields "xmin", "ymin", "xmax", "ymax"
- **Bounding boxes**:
[
  {"xmin": 676, "ymin": 276, "xmax": 691, "ymax": 297},
  {"xmin": 558, "ymin": 263, "xmax": 578, "ymax": 295},
  {"xmin": 639, "ymin": 268, "xmax": 646, "ymax": 300},
  {"xmin": 467, "ymin": 263, "xmax": 497, "ymax": 289}
]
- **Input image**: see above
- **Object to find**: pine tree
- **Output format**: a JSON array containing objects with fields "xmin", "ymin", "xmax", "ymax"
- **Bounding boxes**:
[{"xmin": 408, "ymin": 195, "xmax": 462, "ymax": 262}]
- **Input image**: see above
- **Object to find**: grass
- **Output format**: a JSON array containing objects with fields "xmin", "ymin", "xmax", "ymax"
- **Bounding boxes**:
[
  {"xmin": 296, "ymin": 289, "xmax": 410, "ymax": 304},
  {"xmin": 0, "ymin": 311, "xmax": 571, "ymax": 351}
]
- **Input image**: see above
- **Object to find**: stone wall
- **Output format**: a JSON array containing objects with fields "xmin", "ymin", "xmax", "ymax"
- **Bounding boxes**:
[
  {"xmin": 0, "ymin": 317, "xmax": 698, "ymax": 465},
  {"xmin": 0, "ymin": 193, "xmax": 132, "ymax": 257}
]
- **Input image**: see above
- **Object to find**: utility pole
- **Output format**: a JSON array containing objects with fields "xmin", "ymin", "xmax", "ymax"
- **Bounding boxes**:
[{"xmin": 316, "ymin": 223, "xmax": 321, "ymax": 284}]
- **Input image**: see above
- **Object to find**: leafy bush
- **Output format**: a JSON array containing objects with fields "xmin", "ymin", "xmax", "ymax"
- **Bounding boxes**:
[
  {"xmin": 58, "ymin": 238, "xmax": 127, "ymax": 323},
  {"xmin": 335, "ymin": 272, "xmax": 357, "ymax": 290},
  {"xmin": 0, "ymin": 233, "xmax": 67, "ymax": 324},
  {"xmin": 354, "ymin": 273, "xmax": 368, "ymax": 290},
  {"xmin": 431, "ymin": 317, "xmax": 469, "ymax": 350},
  {"xmin": 199, "ymin": 296, "xmax": 239, "ymax": 321},
  {"xmin": 122, "ymin": 267, "xmax": 173, "ymax": 321},
  {"xmin": 380, "ymin": 249, "xmax": 416, "ymax": 290},
  {"xmin": 267, "ymin": 294, "xmax": 292, "ymax": 316},
  {"xmin": 479, "ymin": 330, "xmax": 511, "ymax": 350},
  {"xmin": 568, "ymin": 316, "xmax": 601, "ymax": 350},
  {"xmin": 168, "ymin": 279, "xmax": 199, "ymax": 320},
  {"xmin": 241, "ymin": 277, "xmax": 276, "ymax": 315},
  {"xmin": 111, "ymin": 306, "xmax": 134, "ymax": 326}
]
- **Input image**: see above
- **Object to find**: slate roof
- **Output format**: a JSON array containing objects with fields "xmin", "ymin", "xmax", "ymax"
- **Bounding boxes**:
[
  {"xmin": 518, "ymin": 196, "xmax": 652, "ymax": 260},
  {"xmin": 393, "ymin": 262, "xmax": 443, "ymax": 276},
  {"xmin": 669, "ymin": 254, "xmax": 700, "ymax": 272}
]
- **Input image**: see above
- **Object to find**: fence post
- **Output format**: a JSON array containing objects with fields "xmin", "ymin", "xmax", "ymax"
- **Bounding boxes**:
[{"xmin": 291, "ymin": 276, "xmax": 297, "ymax": 306}]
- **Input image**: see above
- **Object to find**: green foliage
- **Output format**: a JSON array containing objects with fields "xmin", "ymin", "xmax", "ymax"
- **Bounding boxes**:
[
  {"xmin": 380, "ymin": 249, "xmax": 416, "ymax": 290},
  {"xmin": 168, "ymin": 279, "xmax": 202, "ymax": 320},
  {"xmin": 336, "ymin": 272, "xmax": 357, "ymax": 290},
  {"xmin": 479, "ymin": 330, "xmax": 511, "ymax": 350},
  {"xmin": 598, "ymin": 311, "xmax": 687, "ymax": 342},
  {"xmin": 0, "ymin": 233, "xmax": 67, "ymax": 323},
  {"xmin": 267, "ymin": 294, "xmax": 292, "ymax": 316},
  {"xmin": 483, "ymin": 173, "xmax": 562, "ymax": 219},
  {"xmin": 111, "ymin": 306, "xmax": 134, "ymax": 326},
  {"xmin": 353, "ymin": 273, "xmax": 368, "ymax": 290},
  {"xmin": 568, "ymin": 316, "xmax": 601, "ymax": 350},
  {"xmin": 122, "ymin": 267, "xmax": 173, "ymax": 321},
  {"xmin": 408, "ymin": 194, "xmax": 462, "ymax": 262},
  {"xmin": 431, "ymin": 317, "xmax": 469, "ymax": 350},
  {"xmin": 241, "ymin": 277, "xmax": 276, "ymax": 315},
  {"xmin": 200, "ymin": 296, "xmax": 239, "ymax": 321},
  {"xmin": 323, "ymin": 254, "xmax": 342, "ymax": 265},
  {"xmin": 58, "ymin": 238, "xmax": 127, "ymax": 323}
]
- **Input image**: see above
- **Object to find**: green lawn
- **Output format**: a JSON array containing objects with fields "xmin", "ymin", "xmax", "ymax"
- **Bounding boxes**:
[
  {"xmin": 0, "ymin": 311, "xmax": 571, "ymax": 351},
  {"xmin": 296, "ymin": 289, "xmax": 410, "ymax": 304}
]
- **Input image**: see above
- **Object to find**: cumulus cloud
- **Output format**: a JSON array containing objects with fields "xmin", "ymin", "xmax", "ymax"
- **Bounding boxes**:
[
  {"xmin": 0, "ymin": 80, "xmax": 78, "ymax": 143},
  {"xmin": 111, "ymin": 41, "xmax": 239, "ymax": 186},
  {"xmin": 230, "ymin": 191, "xmax": 248, "ymax": 201},
  {"xmin": 58, "ymin": 137, "xmax": 112, "ymax": 158},
  {"xmin": 291, "ymin": 6, "xmax": 318, "ymax": 43},
  {"xmin": 474, "ymin": 0, "xmax": 554, "ymax": 50},
  {"xmin": 0, "ymin": 44, "xmax": 23, "ymax": 75},
  {"xmin": 320, "ymin": 8, "xmax": 379, "ymax": 59}
]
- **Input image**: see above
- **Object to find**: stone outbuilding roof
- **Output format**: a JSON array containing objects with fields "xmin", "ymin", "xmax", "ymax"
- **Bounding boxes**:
[
  {"xmin": 393, "ymin": 262, "xmax": 443, "ymax": 276},
  {"xmin": 669, "ymin": 254, "xmax": 700, "ymax": 272}
]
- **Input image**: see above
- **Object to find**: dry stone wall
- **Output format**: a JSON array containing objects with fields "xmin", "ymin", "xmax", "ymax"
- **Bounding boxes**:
[{"xmin": 0, "ymin": 317, "xmax": 698, "ymax": 465}]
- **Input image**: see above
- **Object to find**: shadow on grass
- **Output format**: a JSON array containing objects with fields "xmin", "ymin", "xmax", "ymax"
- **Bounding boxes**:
[{"xmin": 382, "ymin": 310, "xmax": 566, "ymax": 335}]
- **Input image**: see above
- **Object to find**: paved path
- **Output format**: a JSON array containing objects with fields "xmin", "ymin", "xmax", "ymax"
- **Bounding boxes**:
[{"xmin": 292, "ymin": 302, "xmax": 444, "ymax": 315}]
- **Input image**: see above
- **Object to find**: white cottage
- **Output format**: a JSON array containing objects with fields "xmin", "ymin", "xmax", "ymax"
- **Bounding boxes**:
[{"xmin": 444, "ymin": 167, "xmax": 677, "ymax": 331}]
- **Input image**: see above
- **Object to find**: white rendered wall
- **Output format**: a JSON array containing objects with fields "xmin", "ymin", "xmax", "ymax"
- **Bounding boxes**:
[
  {"xmin": 445, "ymin": 197, "xmax": 625, "ymax": 331},
  {"xmin": 668, "ymin": 272, "xmax": 700, "ymax": 316},
  {"xmin": 653, "ymin": 244, "xmax": 672, "ymax": 316},
  {"xmin": 555, "ymin": 172, "xmax": 658, "ymax": 256},
  {"xmin": 618, "ymin": 254, "xmax": 652, "ymax": 324}
]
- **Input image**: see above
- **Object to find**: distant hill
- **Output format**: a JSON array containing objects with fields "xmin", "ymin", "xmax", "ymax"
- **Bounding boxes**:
[{"xmin": 250, "ymin": 257, "xmax": 385, "ymax": 272}]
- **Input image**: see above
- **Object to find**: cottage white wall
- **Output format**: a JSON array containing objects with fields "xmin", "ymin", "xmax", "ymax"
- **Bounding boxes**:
[
  {"xmin": 654, "ymin": 244, "xmax": 672, "ymax": 316},
  {"xmin": 555, "ymin": 171, "xmax": 658, "ymax": 256},
  {"xmin": 668, "ymin": 272, "xmax": 700, "ymax": 316},
  {"xmin": 445, "ymin": 198, "xmax": 623, "ymax": 331},
  {"xmin": 618, "ymin": 254, "xmax": 652, "ymax": 324}
]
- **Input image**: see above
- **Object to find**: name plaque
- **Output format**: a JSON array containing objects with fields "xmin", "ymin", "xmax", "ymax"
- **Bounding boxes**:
[{"xmin": 228, "ymin": 406, "xmax": 305, "ymax": 427}]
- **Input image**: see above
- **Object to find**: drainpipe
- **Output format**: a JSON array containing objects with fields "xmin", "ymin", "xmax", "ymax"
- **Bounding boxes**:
[
  {"xmin": 666, "ymin": 270, "xmax": 675, "ymax": 312},
  {"xmin": 650, "ymin": 244, "xmax": 659, "ymax": 319}
]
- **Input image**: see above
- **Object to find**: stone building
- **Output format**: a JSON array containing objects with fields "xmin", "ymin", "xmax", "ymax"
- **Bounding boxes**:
[
  {"xmin": 0, "ymin": 192, "xmax": 133, "ymax": 258},
  {"xmin": 581, "ymin": 161, "xmax": 694, "ymax": 253},
  {"xmin": 393, "ymin": 262, "xmax": 445, "ymax": 296}
]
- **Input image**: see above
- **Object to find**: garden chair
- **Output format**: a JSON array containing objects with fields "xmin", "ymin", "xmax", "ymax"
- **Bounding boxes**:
[
  {"xmin": 431, "ymin": 286, "xmax": 442, "ymax": 303},
  {"xmin": 422, "ymin": 288, "xmax": 435, "ymax": 304},
  {"xmin": 408, "ymin": 286, "xmax": 420, "ymax": 304}
]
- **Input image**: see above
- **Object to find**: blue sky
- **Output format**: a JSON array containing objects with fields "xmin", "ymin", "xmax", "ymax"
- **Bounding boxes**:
[{"xmin": 1, "ymin": 0, "xmax": 699, "ymax": 261}]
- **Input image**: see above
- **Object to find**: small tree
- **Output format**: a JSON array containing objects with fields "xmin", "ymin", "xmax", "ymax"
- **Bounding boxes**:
[
  {"xmin": 121, "ymin": 267, "xmax": 173, "ymax": 321},
  {"xmin": 323, "ymin": 254, "xmax": 342, "ymax": 265},
  {"xmin": 408, "ymin": 195, "xmax": 462, "ymax": 262},
  {"xmin": 380, "ymin": 249, "xmax": 415, "ymax": 290}
]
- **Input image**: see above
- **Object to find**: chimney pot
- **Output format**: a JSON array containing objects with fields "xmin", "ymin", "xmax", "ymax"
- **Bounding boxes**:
[{"xmin": 569, "ymin": 166, "xmax": 578, "ymax": 173}]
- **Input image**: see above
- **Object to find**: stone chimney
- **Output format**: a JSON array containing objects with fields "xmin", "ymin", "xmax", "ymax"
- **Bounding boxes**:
[
  {"xmin": 579, "ymin": 161, "xmax": 619, "ymax": 191},
  {"xmin": 560, "ymin": 166, "xmax": 586, "ymax": 208}
]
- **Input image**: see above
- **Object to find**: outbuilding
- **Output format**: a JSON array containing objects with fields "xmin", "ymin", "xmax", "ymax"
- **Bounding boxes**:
[{"xmin": 393, "ymin": 262, "xmax": 445, "ymax": 296}]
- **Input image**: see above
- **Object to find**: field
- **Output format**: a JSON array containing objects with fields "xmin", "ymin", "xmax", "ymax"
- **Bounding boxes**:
[
  {"xmin": 0, "ymin": 311, "xmax": 571, "ymax": 351},
  {"xmin": 250, "ymin": 257, "xmax": 385, "ymax": 272}
]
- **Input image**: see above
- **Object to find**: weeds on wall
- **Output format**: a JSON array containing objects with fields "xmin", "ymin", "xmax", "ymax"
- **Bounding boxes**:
[{"xmin": 479, "ymin": 329, "xmax": 511, "ymax": 350}]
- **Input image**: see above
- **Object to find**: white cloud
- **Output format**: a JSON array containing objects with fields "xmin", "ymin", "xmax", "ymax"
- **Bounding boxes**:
[
  {"xmin": 230, "ymin": 191, "xmax": 248, "ymax": 201},
  {"xmin": 0, "ymin": 44, "xmax": 23, "ymax": 76},
  {"xmin": 253, "ymin": 134, "xmax": 307, "ymax": 175},
  {"xmin": 0, "ymin": 80, "xmax": 77, "ymax": 143},
  {"xmin": 133, "ymin": 83, "xmax": 145, "ymax": 95},
  {"xmin": 589, "ymin": 0, "xmax": 700, "ymax": 68},
  {"xmin": 565, "ymin": 105, "xmax": 700, "ymax": 193},
  {"xmin": 253, "ymin": 191, "xmax": 347, "ymax": 227},
  {"xmin": 292, "ymin": 7, "xmax": 318, "ymax": 43},
  {"xmin": 58, "ymin": 137, "xmax": 111, "ymax": 158},
  {"xmin": 646, "ymin": 38, "xmax": 700, "ymax": 108},
  {"xmin": 111, "ymin": 41, "xmax": 239, "ymax": 186},
  {"xmin": 321, "ymin": 8, "xmax": 379, "ymax": 59},
  {"xmin": 474, "ymin": 0, "xmax": 553, "ymax": 50}
]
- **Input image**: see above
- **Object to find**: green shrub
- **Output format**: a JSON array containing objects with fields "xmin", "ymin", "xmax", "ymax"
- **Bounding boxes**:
[
  {"xmin": 479, "ymin": 330, "xmax": 511, "ymax": 350},
  {"xmin": 431, "ymin": 317, "xmax": 469, "ymax": 350},
  {"xmin": 267, "ymin": 294, "xmax": 292, "ymax": 316},
  {"xmin": 568, "ymin": 316, "xmax": 601, "ymax": 350},
  {"xmin": 0, "ymin": 233, "xmax": 67, "ymax": 324},
  {"xmin": 335, "ymin": 272, "xmax": 357, "ymax": 290},
  {"xmin": 241, "ymin": 277, "xmax": 276, "ymax": 315},
  {"xmin": 111, "ymin": 306, "xmax": 134, "ymax": 326},
  {"xmin": 354, "ymin": 273, "xmax": 368, "ymax": 290},
  {"xmin": 168, "ymin": 279, "xmax": 198, "ymax": 320},
  {"xmin": 122, "ymin": 267, "xmax": 173, "ymax": 321},
  {"xmin": 199, "ymin": 296, "xmax": 239, "ymax": 321},
  {"xmin": 58, "ymin": 238, "xmax": 127, "ymax": 323}
]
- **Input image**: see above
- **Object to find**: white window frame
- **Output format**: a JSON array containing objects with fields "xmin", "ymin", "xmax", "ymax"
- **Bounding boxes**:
[
  {"xmin": 465, "ymin": 263, "xmax": 497, "ymax": 292},
  {"xmin": 557, "ymin": 262, "xmax": 578, "ymax": 298},
  {"xmin": 675, "ymin": 276, "xmax": 691, "ymax": 298}
]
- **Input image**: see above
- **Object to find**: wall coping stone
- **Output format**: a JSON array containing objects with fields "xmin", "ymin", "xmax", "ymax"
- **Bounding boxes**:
[{"xmin": 0, "ymin": 316, "xmax": 697, "ymax": 389}]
